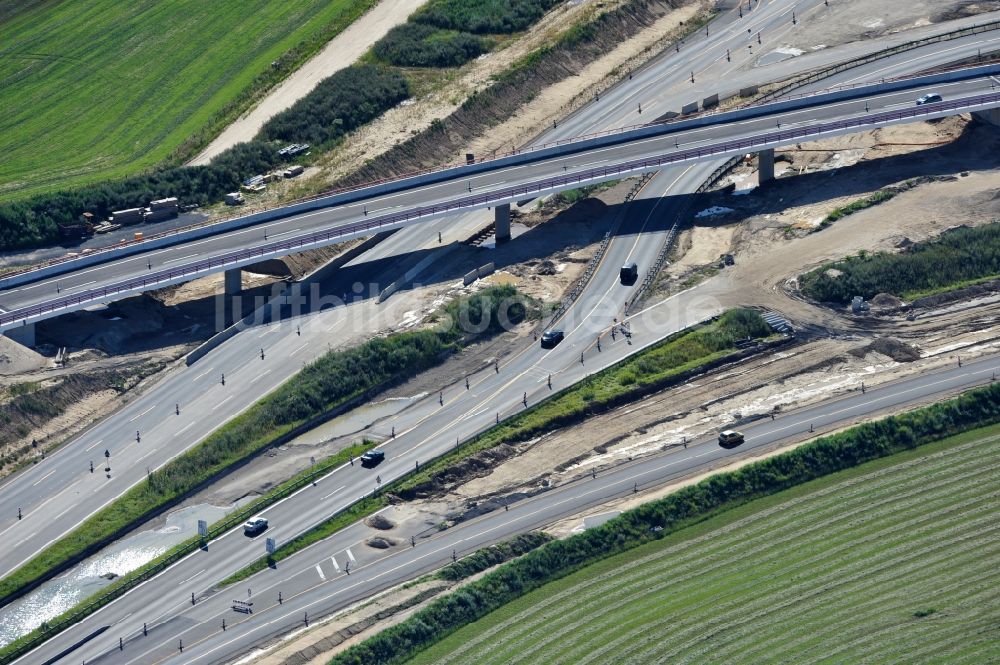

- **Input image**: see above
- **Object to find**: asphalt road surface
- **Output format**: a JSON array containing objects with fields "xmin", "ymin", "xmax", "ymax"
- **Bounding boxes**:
[
  {"xmin": 2, "ymin": 0, "xmax": 999, "ymax": 635},
  {"xmin": 27, "ymin": 351, "xmax": 1000, "ymax": 665}
]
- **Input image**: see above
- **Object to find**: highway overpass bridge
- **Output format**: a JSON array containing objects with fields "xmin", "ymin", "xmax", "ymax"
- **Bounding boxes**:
[{"xmin": 3, "ymin": 62, "xmax": 1000, "ymax": 340}]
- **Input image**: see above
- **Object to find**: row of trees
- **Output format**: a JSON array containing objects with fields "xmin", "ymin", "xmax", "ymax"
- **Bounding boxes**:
[
  {"xmin": 330, "ymin": 381, "xmax": 1000, "ymax": 665},
  {"xmin": 799, "ymin": 222, "xmax": 1000, "ymax": 304}
]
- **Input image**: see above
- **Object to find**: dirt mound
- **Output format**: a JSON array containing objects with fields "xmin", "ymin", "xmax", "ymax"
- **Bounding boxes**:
[
  {"xmin": 366, "ymin": 536, "xmax": 397, "ymax": 549},
  {"xmin": 365, "ymin": 514, "xmax": 396, "ymax": 530},
  {"xmin": 850, "ymin": 337, "xmax": 921, "ymax": 362},
  {"xmin": 535, "ymin": 260, "xmax": 558, "ymax": 276},
  {"xmin": 869, "ymin": 293, "xmax": 903, "ymax": 309},
  {"xmin": 0, "ymin": 336, "xmax": 46, "ymax": 376}
]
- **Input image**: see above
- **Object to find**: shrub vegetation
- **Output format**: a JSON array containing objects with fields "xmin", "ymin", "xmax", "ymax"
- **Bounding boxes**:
[
  {"xmin": 413, "ymin": 0, "xmax": 563, "ymax": 34},
  {"xmin": 799, "ymin": 222, "xmax": 1000, "ymax": 304},
  {"xmin": 373, "ymin": 24, "xmax": 491, "ymax": 68}
]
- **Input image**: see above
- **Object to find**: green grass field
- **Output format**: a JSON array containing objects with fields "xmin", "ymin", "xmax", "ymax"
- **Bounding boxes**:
[
  {"xmin": 0, "ymin": 0, "xmax": 371, "ymax": 199},
  {"xmin": 409, "ymin": 427, "xmax": 1000, "ymax": 664}
]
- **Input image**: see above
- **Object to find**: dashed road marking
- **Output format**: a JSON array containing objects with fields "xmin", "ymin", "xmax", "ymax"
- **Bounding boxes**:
[
  {"xmin": 315, "ymin": 564, "xmax": 326, "ymax": 581},
  {"xmin": 330, "ymin": 557, "xmax": 340, "ymax": 572},
  {"xmin": 346, "ymin": 548, "xmax": 356, "ymax": 563}
]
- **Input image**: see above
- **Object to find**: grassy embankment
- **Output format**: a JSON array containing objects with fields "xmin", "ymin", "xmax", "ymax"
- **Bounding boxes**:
[
  {"xmin": 0, "ymin": 0, "xmax": 377, "ymax": 201},
  {"xmin": 800, "ymin": 220, "xmax": 1000, "ymax": 303},
  {"xmin": 0, "ymin": 286, "xmax": 534, "ymax": 612},
  {"xmin": 331, "ymin": 383, "xmax": 1000, "ymax": 665},
  {"xmin": 221, "ymin": 308, "xmax": 774, "ymax": 583}
]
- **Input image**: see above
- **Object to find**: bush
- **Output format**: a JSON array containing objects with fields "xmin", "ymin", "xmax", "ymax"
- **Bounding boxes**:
[
  {"xmin": 373, "ymin": 23, "xmax": 491, "ymax": 68},
  {"xmin": 413, "ymin": 0, "xmax": 562, "ymax": 34},
  {"xmin": 799, "ymin": 221, "xmax": 1000, "ymax": 304},
  {"xmin": 260, "ymin": 64, "xmax": 409, "ymax": 148},
  {"xmin": 330, "ymin": 382, "xmax": 1000, "ymax": 665}
]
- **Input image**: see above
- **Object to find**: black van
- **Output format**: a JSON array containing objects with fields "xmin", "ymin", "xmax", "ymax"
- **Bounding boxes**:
[{"xmin": 620, "ymin": 262, "xmax": 638, "ymax": 285}]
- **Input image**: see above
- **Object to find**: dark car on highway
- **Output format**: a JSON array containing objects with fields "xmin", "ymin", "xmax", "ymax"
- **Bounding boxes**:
[
  {"xmin": 718, "ymin": 430, "xmax": 745, "ymax": 448},
  {"xmin": 360, "ymin": 450, "xmax": 385, "ymax": 467},
  {"xmin": 620, "ymin": 262, "xmax": 639, "ymax": 285},
  {"xmin": 540, "ymin": 329, "xmax": 564, "ymax": 349},
  {"xmin": 915, "ymin": 93, "xmax": 942, "ymax": 105}
]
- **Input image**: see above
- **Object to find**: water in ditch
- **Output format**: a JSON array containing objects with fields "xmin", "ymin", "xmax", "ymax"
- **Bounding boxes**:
[{"xmin": 0, "ymin": 501, "xmax": 242, "ymax": 647}]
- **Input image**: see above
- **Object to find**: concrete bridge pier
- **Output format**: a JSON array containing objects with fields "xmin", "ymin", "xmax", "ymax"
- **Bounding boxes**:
[
  {"xmin": 974, "ymin": 108, "xmax": 1000, "ymax": 127},
  {"xmin": 494, "ymin": 204, "xmax": 511, "ymax": 244},
  {"xmin": 757, "ymin": 148, "xmax": 775, "ymax": 185},
  {"xmin": 5, "ymin": 322, "xmax": 36, "ymax": 348},
  {"xmin": 219, "ymin": 268, "xmax": 243, "ymax": 329}
]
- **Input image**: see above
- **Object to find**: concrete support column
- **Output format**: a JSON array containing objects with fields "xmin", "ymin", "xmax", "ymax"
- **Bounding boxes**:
[
  {"xmin": 974, "ymin": 108, "xmax": 1000, "ymax": 127},
  {"xmin": 494, "ymin": 204, "xmax": 511, "ymax": 244},
  {"xmin": 757, "ymin": 148, "xmax": 775, "ymax": 185},
  {"xmin": 220, "ymin": 268, "xmax": 243, "ymax": 329},
  {"xmin": 5, "ymin": 322, "xmax": 36, "ymax": 348}
]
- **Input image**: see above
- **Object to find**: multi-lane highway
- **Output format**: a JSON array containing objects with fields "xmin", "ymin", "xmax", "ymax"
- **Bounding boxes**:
[
  {"xmin": 4, "ymin": 0, "xmax": 1000, "ymax": 658},
  {"xmin": 26, "ymin": 349, "xmax": 1000, "ymax": 665}
]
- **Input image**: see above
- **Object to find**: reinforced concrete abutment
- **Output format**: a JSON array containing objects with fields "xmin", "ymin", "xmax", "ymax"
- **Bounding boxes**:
[
  {"xmin": 494, "ymin": 204, "xmax": 511, "ymax": 244},
  {"xmin": 4, "ymin": 322, "xmax": 36, "ymax": 348},
  {"xmin": 757, "ymin": 148, "xmax": 775, "ymax": 185},
  {"xmin": 974, "ymin": 108, "xmax": 1000, "ymax": 127}
]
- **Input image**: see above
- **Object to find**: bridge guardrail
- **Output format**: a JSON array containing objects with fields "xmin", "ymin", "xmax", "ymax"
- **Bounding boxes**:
[{"xmin": 5, "ymin": 87, "xmax": 999, "ymax": 331}]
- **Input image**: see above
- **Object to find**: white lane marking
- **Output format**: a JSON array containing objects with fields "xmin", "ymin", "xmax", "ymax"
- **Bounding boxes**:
[
  {"xmin": 250, "ymin": 369, "xmax": 272, "ymax": 385},
  {"xmin": 31, "ymin": 469, "xmax": 56, "ymax": 486},
  {"xmin": 135, "ymin": 448, "xmax": 156, "ymax": 462},
  {"xmin": 84, "ymin": 439, "xmax": 103, "ymax": 452},
  {"xmin": 269, "ymin": 227, "xmax": 301, "ymax": 238},
  {"xmin": 180, "ymin": 569, "xmax": 205, "ymax": 585},
  {"xmin": 164, "ymin": 253, "xmax": 199, "ymax": 265},
  {"xmin": 128, "ymin": 404, "xmax": 157, "ymax": 422},
  {"xmin": 193, "ymin": 367, "xmax": 214, "ymax": 381},
  {"xmin": 346, "ymin": 548, "xmax": 356, "ymax": 563},
  {"xmin": 315, "ymin": 564, "xmax": 326, "ymax": 581},
  {"xmin": 321, "ymin": 485, "xmax": 345, "ymax": 501},
  {"xmin": 176, "ymin": 422, "xmax": 195, "ymax": 436},
  {"xmin": 330, "ymin": 556, "xmax": 340, "ymax": 571},
  {"xmin": 289, "ymin": 342, "xmax": 308, "ymax": 357},
  {"xmin": 212, "ymin": 395, "xmax": 233, "ymax": 410}
]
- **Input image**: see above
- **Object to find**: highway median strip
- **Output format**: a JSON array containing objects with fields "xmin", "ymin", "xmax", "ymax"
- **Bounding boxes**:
[{"xmin": 221, "ymin": 309, "xmax": 778, "ymax": 584}]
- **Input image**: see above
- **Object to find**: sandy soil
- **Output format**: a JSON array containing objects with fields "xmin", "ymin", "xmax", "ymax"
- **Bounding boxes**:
[
  {"xmin": 779, "ymin": 0, "xmax": 1000, "ymax": 56},
  {"xmin": 190, "ymin": 0, "xmax": 426, "ymax": 165}
]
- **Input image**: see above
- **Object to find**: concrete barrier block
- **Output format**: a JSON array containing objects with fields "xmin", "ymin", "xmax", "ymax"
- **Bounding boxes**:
[
  {"xmin": 739, "ymin": 85, "xmax": 759, "ymax": 97},
  {"xmin": 463, "ymin": 270, "xmax": 478, "ymax": 286},
  {"xmin": 702, "ymin": 93, "xmax": 719, "ymax": 109},
  {"xmin": 681, "ymin": 102, "xmax": 699, "ymax": 116},
  {"xmin": 477, "ymin": 262, "xmax": 495, "ymax": 278}
]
